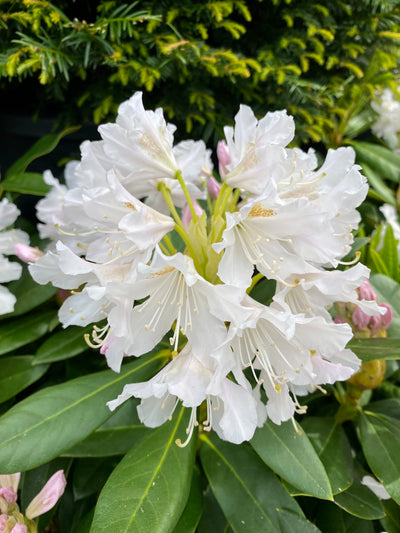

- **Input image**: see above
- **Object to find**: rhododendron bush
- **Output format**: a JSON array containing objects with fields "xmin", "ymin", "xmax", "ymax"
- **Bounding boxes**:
[{"xmin": 0, "ymin": 93, "xmax": 400, "ymax": 533}]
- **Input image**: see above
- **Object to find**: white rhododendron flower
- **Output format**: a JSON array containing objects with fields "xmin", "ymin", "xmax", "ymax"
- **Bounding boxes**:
[
  {"xmin": 371, "ymin": 88, "xmax": 400, "ymax": 149},
  {"xmin": 0, "ymin": 198, "xmax": 29, "ymax": 315},
  {"xmin": 30, "ymin": 92, "xmax": 379, "ymax": 444}
]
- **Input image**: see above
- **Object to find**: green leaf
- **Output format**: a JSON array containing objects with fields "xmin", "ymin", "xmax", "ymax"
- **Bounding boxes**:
[
  {"xmin": 334, "ymin": 479, "xmax": 385, "ymax": 519},
  {"xmin": 380, "ymin": 499, "xmax": 400, "ymax": 533},
  {"xmin": 362, "ymin": 162, "xmax": 396, "ymax": 205},
  {"xmin": 358, "ymin": 410, "xmax": 400, "ymax": 504},
  {"xmin": 277, "ymin": 509, "xmax": 321, "ymax": 533},
  {"xmin": 0, "ymin": 356, "xmax": 49, "ymax": 403},
  {"xmin": 172, "ymin": 466, "xmax": 203, "ymax": 533},
  {"xmin": 62, "ymin": 426, "xmax": 149, "ymax": 457},
  {"xmin": 250, "ymin": 420, "xmax": 333, "ymax": 500},
  {"xmin": 347, "ymin": 337, "xmax": 400, "ymax": 361},
  {"xmin": 0, "ymin": 266, "xmax": 57, "ymax": 318},
  {"xmin": 73, "ymin": 457, "xmax": 118, "ymax": 500},
  {"xmin": 370, "ymin": 273, "xmax": 400, "ymax": 337},
  {"xmin": 0, "ymin": 172, "xmax": 51, "ymax": 196},
  {"xmin": 369, "ymin": 248, "xmax": 390, "ymax": 277},
  {"xmin": 34, "ymin": 326, "xmax": 91, "ymax": 364},
  {"xmin": 200, "ymin": 432, "xmax": 304, "ymax": 533},
  {"xmin": 197, "ymin": 485, "xmax": 232, "ymax": 533},
  {"xmin": 367, "ymin": 399, "xmax": 400, "ymax": 420},
  {"xmin": 0, "ymin": 310, "xmax": 59, "ymax": 356},
  {"xmin": 301, "ymin": 417, "xmax": 353, "ymax": 494},
  {"xmin": 316, "ymin": 502, "xmax": 374, "ymax": 533},
  {"xmin": 89, "ymin": 407, "xmax": 196, "ymax": 533},
  {"xmin": 381, "ymin": 224, "xmax": 400, "ymax": 282},
  {"xmin": 5, "ymin": 125, "xmax": 81, "ymax": 178},
  {"xmin": 350, "ymin": 140, "xmax": 400, "ymax": 183},
  {"xmin": 0, "ymin": 350, "xmax": 164, "ymax": 472}
]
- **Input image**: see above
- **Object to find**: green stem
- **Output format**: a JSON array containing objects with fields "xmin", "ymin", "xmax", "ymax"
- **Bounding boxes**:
[
  {"xmin": 162, "ymin": 233, "xmax": 177, "ymax": 255},
  {"xmin": 158, "ymin": 182, "xmax": 186, "ymax": 231},
  {"xmin": 175, "ymin": 170, "xmax": 198, "ymax": 223}
]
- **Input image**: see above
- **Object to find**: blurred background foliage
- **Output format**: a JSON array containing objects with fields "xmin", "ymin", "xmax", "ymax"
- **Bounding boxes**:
[{"xmin": 1, "ymin": 0, "xmax": 400, "ymax": 146}]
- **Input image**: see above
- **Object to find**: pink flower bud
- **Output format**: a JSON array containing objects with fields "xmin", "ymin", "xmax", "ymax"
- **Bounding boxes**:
[
  {"xmin": 352, "ymin": 306, "xmax": 371, "ymax": 330},
  {"xmin": 369, "ymin": 315, "xmax": 382, "ymax": 335},
  {"xmin": 181, "ymin": 202, "xmax": 203, "ymax": 229},
  {"xmin": 380, "ymin": 303, "xmax": 393, "ymax": 330},
  {"xmin": 0, "ymin": 514, "xmax": 8, "ymax": 532},
  {"xmin": 334, "ymin": 316, "xmax": 347, "ymax": 324},
  {"xmin": 217, "ymin": 140, "xmax": 231, "ymax": 177},
  {"xmin": 10, "ymin": 525, "xmax": 27, "ymax": 533},
  {"xmin": 25, "ymin": 470, "xmax": 66, "ymax": 520},
  {"xmin": 0, "ymin": 487, "xmax": 17, "ymax": 505},
  {"xmin": 14, "ymin": 243, "xmax": 43, "ymax": 263},
  {"xmin": 207, "ymin": 176, "xmax": 222, "ymax": 199},
  {"xmin": 0, "ymin": 474, "xmax": 20, "ymax": 492},
  {"xmin": 358, "ymin": 280, "xmax": 377, "ymax": 301}
]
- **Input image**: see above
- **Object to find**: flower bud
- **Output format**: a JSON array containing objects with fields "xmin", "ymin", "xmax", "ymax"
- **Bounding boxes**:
[
  {"xmin": 0, "ymin": 475, "xmax": 20, "ymax": 492},
  {"xmin": 10, "ymin": 524, "xmax": 27, "ymax": 533},
  {"xmin": 207, "ymin": 176, "xmax": 222, "ymax": 199},
  {"xmin": 352, "ymin": 305, "xmax": 371, "ymax": 330},
  {"xmin": 369, "ymin": 314, "xmax": 382, "ymax": 335},
  {"xmin": 217, "ymin": 140, "xmax": 231, "ymax": 177},
  {"xmin": 380, "ymin": 303, "xmax": 393, "ymax": 330},
  {"xmin": 0, "ymin": 514, "xmax": 8, "ymax": 532},
  {"xmin": 25, "ymin": 470, "xmax": 66, "ymax": 520},
  {"xmin": 181, "ymin": 202, "xmax": 203, "ymax": 229},
  {"xmin": 358, "ymin": 280, "xmax": 377, "ymax": 301},
  {"xmin": 0, "ymin": 487, "xmax": 17, "ymax": 505},
  {"xmin": 14, "ymin": 244, "xmax": 43, "ymax": 264}
]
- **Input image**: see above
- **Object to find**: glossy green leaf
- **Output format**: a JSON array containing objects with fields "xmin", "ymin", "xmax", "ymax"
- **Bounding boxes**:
[
  {"xmin": 89, "ymin": 407, "xmax": 196, "ymax": 533},
  {"xmin": 73, "ymin": 457, "xmax": 118, "ymax": 500},
  {"xmin": 380, "ymin": 499, "xmax": 400, "ymax": 533},
  {"xmin": 0, "ymin": 356, "xmax": 49, "ymax": 403},
  {"xmin": 6, "ymin": 125, "xmax": 81, "ymax": 178},
  {"xmin": 334, "ymin": 479, "xmax": 385, "ymax": 519},
  {"xmin": 63, "ymin": 426, "xmax": 149, "ymax": 457},
  {"xmin": 347, "ymin": 337, "xmax": 400, "ymax": 361},
  {"xmin": 277, "ymin": 509, "xmax": 321, "ymax": 533},
  {"xmin": 358, "ymin": 410, "xmax": 400, "ymax": 504},
  {"xmin": 302, "ymin": 417, "xmax": 353, "ymax": 494},
  {"xmin": 0, "ymin": 350, "xmax": 164, "ymax": 472},
  {"xmin": 250, "ymin": 420, "xmax": 333, "ymax": 500},
  {"xmin": 197, "ymin": 485, "xmax": 232, "ymax": 533},
  {"xmin": 172, "ymin": 467, "xmax": 203, "ymax": 533},
  {"xmin": 350, "ymin": 140, "xmax": 400, "ymax": 183},
  {"xmin": 316, "ymin": 502, "xmax": 374, "ymax": 533},
  {"xmin": 370, "ymin": 273, "xmax": 400, "ymax": 337},
  {"xmin": 0, "ymin": 267, "xmax": 57, "ymax": 318},
  {"xmin": 34, "ymin": 326, "xmax": 91, "ymax": 364},
  {"xmin": 1, "ymin": 172, "xmax": 51, "ymax": 196},
  {"xmin": 367, "ymin": 399, "xmax": 400, "ymax": 420},
  {"xmin": 0, "ymin": 310, "xmax": 58, "ymax": 356},
  {"xmin": 200, "ymin": 432, "xmax": 304, "ymax": 533}
]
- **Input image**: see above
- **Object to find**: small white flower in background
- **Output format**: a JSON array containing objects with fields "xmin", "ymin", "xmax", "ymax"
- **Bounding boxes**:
[
  {"xmin": 30, "ymin": 92, "xmax": 378, "ymax": 444},
  {"xmin": 371, "ymin": 88, "xmax": 400, "ymax": 150},
  {"xmin": 0, "ymin": 198, "xmax": 29, "ymax": 315},
  {"xmin": 380, "ymin": 203, "xmax": 400, "ymax": 261},
  {"xmin": 361, "ymin": 475, "xmax": 391, "ymax": 500}
]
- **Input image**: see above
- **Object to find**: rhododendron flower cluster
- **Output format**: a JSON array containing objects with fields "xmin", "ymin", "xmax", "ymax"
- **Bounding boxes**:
[{"xmin": 29, "ymin": 92, "xmax": 385, "ymax": 445}]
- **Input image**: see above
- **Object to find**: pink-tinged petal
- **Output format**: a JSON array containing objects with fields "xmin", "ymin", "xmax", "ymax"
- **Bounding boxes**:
[
  {"xmin": 0, "ymin": 473, "xmax": 20, "ymax": 492},
  {"xmin": 0, "ymin": 487, "xmax": 17, "ymax": 504},
  {"xmin": 25, "ymin": 470, "xmax": 67, "ymax": 520},
  {"xmin": 352, "ymin": 305, "xmax": 371, "ymax": 330},
  {"xmin": 0, "ymin": 514, "xmax": 8, "ymax": 531},
  {"xmin": 334, "ymin": 316, "xmax": 347, "ymax": 324},
  {"xmin": 182, "ymin": 201, "xmax": 203, "ymax": 229},
  {"xmin": 369, "ymin": 314, "xmax": 382, "ymax": 335},
  {"xmin": 14, "ymin": 243, "xmax": 43, "ymax": 263},
  {"xmin": 217, "ymin": 140, "xmax": 231, "ymax": 177},
  {"xmin": 10, "ymin": 525, "xmax": 28, "ymax": 533},
  {"xmin": 207, "ymin": 176, "xmax": 221, "ymax": 199},
  {"xmin": 380, "ymin": 303, "xmax": 393, "ymax": 330}
]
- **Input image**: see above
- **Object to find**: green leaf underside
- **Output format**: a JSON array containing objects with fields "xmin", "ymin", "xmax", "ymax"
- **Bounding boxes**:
[
  {"xmin": 89, "ymin": 407, "xmax": 196, "ymax": 533},
  {"xmin": 0, "ymin": 356, "xmax": 49, "ymax": 403},
  {"xmin": 0, "ymin": 311, "xmax": 58, "ymax": 356},
  {"xmin": 62, "ymin": 426, "xmax": 150, "ymax": 457},
  {"xmin": 350, "ymin": 140, "xmax": 400, "ymax": 183},
  {"xmin": 34, "ymin": 325, "xmax": 92, "ymax": 364},
  {"xmin": 334, "ymin": 480, "xmax": 385, "ymax": 520},
  {"xmin": 358, "ymin": 411, "xmax": 400, "ymax": 505},
  {"xmin": 200, "ymin": 432, "xmax": 305, "ymax": 533},
  {"xmin": 250, "ymin": 420, "xmax": 333, "ymax": 500},
  {"xmin": 347, "ymin": 337, "xmax": 400, "ymax": 361},
  {"xmin": 380, "ymin": 499, "xmax": 400, "ymax": 533},
  {"xmin": 0, "ymin": 269, "xmax": 57, "ymax": 318},
  {"xmin": 0, "ymin": 351, "xmax": 164, "ymax": 472},
  {"xmin": 172, "ymin": 467, "xmax": 203, "ymax": 533},
  {"xmin": 370, "ymin": 274, "xmax": 400, "ymax": 337},
  {"xmin": 301, "ymin": 417, "xmax": 353, "ymax": 495}
]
